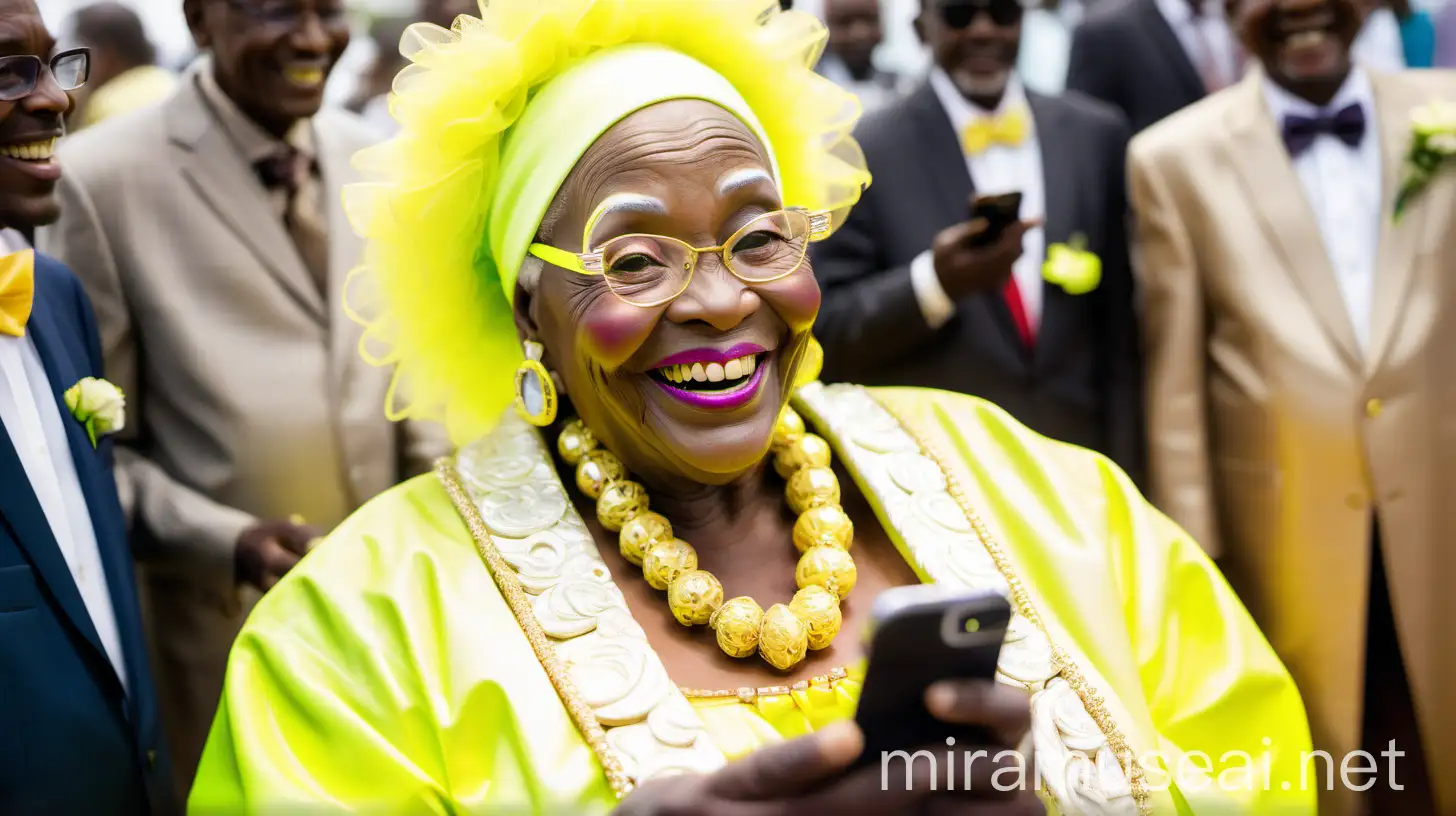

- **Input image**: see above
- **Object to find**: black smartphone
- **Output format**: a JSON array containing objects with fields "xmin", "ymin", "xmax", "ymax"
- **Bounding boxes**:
[
  {"xmin": 851, "ymin": 585, "xmax": 1013, "ymax": 768},
  {"xmin": 967, "ymin": 192, "xmax": 1023, "ymax": 248}
]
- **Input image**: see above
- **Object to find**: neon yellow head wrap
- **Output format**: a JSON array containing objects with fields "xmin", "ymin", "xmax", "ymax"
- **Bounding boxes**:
[
  {"xmin": 490, "ymin": 44, "xmax": 779, "ymax": 300},
  {"xmin": 343, "ymin": 0, "xmax": 870, "ymax": 444}
]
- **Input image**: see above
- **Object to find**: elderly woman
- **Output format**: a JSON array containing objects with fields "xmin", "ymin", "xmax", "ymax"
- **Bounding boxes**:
[{"xmin": 190, "ymin": 1, "xmax": 1314, "ymax": 813}]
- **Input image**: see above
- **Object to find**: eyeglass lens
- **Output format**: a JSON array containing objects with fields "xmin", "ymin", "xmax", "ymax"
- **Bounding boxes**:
[
  {"xmin": 0, "ymin": 50, "xmax": 89, "ymax": 103},
  {"xmin": 597, "ymin": 210, "xmax": 813, "ymax": 305},
  {"xmin": 940, "ymin": 0, "xmax": 1024, "ymax": 28}
]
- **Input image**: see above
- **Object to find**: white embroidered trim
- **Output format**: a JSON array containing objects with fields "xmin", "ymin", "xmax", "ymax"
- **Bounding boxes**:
[{"xmin": 456, "ymin": 416, "xmax": 726, "ymax": 784}]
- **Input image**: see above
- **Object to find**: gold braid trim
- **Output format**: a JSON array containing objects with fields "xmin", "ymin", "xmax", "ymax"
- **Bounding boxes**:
[
  {"xmin": 435, "ymin": 458, "xmax": 635, "ymax": 799},
  {"xmin": 869, "ymin": 393, "xmax": 1153, "ymax": 816}
]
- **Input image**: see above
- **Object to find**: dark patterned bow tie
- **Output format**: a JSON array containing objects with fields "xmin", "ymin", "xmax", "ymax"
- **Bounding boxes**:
[
  {"xmin": 1281, "ymin": 102, "xmax": 1366, "ymax": 157},
  {"xmin": 254, "ymin": 146, "xmax": 311, "ymax": 194}
]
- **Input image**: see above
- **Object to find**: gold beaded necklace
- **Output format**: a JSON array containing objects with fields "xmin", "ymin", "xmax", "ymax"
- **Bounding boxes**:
[{"xmin": 554, "ymin": 407, "xmax": 857, "ymax": 671}]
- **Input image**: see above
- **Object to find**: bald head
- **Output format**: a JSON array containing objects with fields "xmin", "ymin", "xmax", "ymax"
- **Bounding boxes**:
[{"xmin": 71, "ymin": 1, "xmax": 155, "ymax": 84}]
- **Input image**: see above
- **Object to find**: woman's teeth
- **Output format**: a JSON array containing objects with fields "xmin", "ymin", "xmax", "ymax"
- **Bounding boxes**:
[
  {"xmin": 658, "ymin": 354, "xmax": 758, "ymax": 386},
  {"xmin": 1, "ymin": 138, "xmax": 56, "ymax": 162}
]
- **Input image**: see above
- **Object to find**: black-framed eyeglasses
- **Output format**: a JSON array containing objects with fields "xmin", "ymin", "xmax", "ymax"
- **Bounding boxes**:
[
  {"xmin": 939, "ymin": 0, "xmax": 1026, "ymax": 28},
  {"xmin": 220, "ymin": 0, "xmax": 349, "ymax": 28},
  {"xmin": 0, "ymin": 48, "xmax": 89, "ymax": 103}
]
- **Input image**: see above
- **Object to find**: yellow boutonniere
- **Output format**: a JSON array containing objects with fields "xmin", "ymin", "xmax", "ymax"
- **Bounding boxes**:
[
  {"xmin": 1043, "ymin": 235, "xmax": 1101, "ymax": 295},
  {"xmin": 64, "ymin": 377, "xmax": 126, "ymax": 447},
  {"xmin": 1396, "ymin": 100, "xmax": 1456, "ymax": 221}
]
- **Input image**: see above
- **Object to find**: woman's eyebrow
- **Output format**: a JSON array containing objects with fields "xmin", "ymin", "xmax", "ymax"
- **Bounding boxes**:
[
  {"xmin": 594, "ymin": 193, "xmax": 669, "ymax": 220},
  {"xmin": 716, "ymin": 168, "xmax": 775, "ymax": 197}
]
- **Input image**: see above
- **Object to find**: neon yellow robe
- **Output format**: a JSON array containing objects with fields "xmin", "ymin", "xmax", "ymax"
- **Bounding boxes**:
[{"xmin": 189, "ymin": 385, "xmax": 1315, "ymax": 815}]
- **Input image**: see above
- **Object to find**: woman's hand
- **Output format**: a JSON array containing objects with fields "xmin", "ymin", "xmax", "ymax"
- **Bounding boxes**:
[{"xmin": 614, "ymin": 680, "xmax": 1042, "ymax": 816}]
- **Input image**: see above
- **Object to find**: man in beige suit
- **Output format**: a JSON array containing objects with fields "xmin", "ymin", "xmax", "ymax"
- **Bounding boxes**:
[
  {"xmin": 38, "ymin": 0, "xmax": 448, "ymax": 799},
  {"xmin": 1130, "ymin": 0, "xmax": 1454, "ymax": 810}
]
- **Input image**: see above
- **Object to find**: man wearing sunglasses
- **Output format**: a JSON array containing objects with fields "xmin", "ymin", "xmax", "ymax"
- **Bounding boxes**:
[
  {"xmin": 811, "ymin": 0, "xmax": 1145, "ymax": 486},
  {"xmin": 38, "ymin": 0, "xmax": 451, "ymax": 799},
  {"xmin": 0, "ymin": 1, "xmax": 171, "ymax": 813}
]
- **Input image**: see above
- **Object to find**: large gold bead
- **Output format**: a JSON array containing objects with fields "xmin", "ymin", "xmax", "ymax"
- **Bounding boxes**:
[
  {"xmin": 789, "ymin": 585, "xmax": 843, "ymax": 650},
  {"xmin": 642, "ymin": 538, "xmax": 698, "ymax": 591},
  {"xmin": 795, "ymin": 545, "xmax": 858, "ymax": 600},
  {"xmin": 597, "ymin": 481, "xmax": 648, "ymax": 532},
  {"xmin": 667, "ymin": 569, "xmax": 724, "ymax": 626},
  {"xmin": 792, "ymin": 504, "xmax": 854, "ymax": 553},
  {"xmin": 785, "ymin": 466, "xmax": 841, "ymax": 515},
  {"xmin": 772, "ymin": 408, "xmax": 806, "ymax": 452},
  {"xmin": 618, "ymin": 511, "xmax": 671, "ymax": 567},
  {"xmin": 711, "ymin": 596, "xmax": 765, "ymax": 658},
  {"xmin": 774, "ymin": 433, "xmax": 833, "ymax": 479},
  {"xmin": 557, "ymin": 420, "xmax": 598, "ymax": 465},
  {"xmin": 758, "ymin": 603, "xmax": 810, "ymax": 671},
  {"xmin": 575, "ymin": 449, "xmax": 626, "ymax": 499}
]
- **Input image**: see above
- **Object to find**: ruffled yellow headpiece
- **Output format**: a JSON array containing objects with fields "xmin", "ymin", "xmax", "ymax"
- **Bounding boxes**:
[{"xmin": 343, "ymin": 0, "xmax": 871, "ymax": 443}]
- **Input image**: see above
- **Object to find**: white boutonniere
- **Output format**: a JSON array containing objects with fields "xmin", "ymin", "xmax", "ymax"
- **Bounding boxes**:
[
  {"xmin": 64, "ymin": 377, "xmax": 125, "ymax": 447},
  {"xmin": 1395, "ymin": 100, "xmax": 1456, "ymax": 221},
  {"xmin": 1042, "ymin": 234, "xmax": 1101, "ymax": 295}
]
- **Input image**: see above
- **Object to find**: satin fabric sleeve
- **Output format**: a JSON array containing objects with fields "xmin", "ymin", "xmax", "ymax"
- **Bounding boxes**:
[
  {"xmin": 1118, "ymin": 496, "xmax": 1316, "ymax": 813},
  {"xmin": 189, "ymin": 475, "xmax": 615, "ymax": 815}
]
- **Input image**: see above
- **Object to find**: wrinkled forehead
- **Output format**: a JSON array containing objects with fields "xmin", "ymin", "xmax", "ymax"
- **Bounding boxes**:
[{"xmin": 565, "ymin": 100, "xmax": 779, "ymax": 233}]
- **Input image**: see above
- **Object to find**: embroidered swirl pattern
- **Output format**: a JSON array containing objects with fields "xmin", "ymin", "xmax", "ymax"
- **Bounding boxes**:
[
  {"xmin": 793, "ymin": 383, "xmax": 1137, "ymax": 815},
  {"xmin": 455, "ymin": 418, "xmax": 726, "ymax": 784}
]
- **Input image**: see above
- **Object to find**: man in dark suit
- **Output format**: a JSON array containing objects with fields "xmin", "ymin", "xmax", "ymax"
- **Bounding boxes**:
[
  {"xmin": 812, "ymin": 0, "xmax": 1143, "ymax": 482},
  {"xmin": 1066, "ymin": 0, "xmax": 1242, "ymax": 132},
  {"xmin": 0, "ymin": 0, "xmax": 169, "ymax": 811}
]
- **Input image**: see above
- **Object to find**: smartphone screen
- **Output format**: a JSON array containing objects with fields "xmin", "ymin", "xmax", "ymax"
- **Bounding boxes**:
[{"xmin": 967, "ymin": 192, "xmax": 1023, "ymax": 248}]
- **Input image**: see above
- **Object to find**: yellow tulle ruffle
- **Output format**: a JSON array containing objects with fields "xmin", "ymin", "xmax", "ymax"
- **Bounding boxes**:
[{"xmin": 341, "ymin": 0, "xmax": 871, "ymax": 444}]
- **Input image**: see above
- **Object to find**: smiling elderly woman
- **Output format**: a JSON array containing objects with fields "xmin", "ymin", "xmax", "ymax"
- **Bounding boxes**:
[{"xmin": 189, "ymin": 1, "xmax": 1314, "ymax": 814}]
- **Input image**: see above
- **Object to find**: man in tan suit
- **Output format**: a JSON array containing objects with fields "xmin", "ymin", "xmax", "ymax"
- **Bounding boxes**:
[
  {"xmin": 38, "ymin": 0, "xmax": 448, "ymax": 799},
  {"xmin": 1130, "ymin": 0, "xmax": 1454, "ymax": 810}
]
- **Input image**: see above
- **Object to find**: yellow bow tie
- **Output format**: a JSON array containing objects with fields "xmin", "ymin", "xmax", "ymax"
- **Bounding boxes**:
[
  {"xmin": 0, "ymin": 248, "xmax": 34, "ymax": 338},
  {"xmin": 961, "ymin": 110, "xmax": 1029, "ymax": 155}
]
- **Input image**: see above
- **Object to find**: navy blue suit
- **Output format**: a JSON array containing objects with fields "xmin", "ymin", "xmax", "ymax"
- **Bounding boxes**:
[{"xmin": 0, "ymin": 254, "xmax": 169, "ymax": 813}]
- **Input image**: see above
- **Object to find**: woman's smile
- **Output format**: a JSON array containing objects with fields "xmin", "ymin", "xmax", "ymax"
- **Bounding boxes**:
[{"xmin": 647, "ymin": 343, "xmax": 770, "ymax": 410}]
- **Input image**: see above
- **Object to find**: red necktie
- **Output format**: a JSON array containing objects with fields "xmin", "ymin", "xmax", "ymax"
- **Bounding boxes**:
[{"xmin": 1002, "ymin": 277, "xmax": 1034, "ymax": 348}]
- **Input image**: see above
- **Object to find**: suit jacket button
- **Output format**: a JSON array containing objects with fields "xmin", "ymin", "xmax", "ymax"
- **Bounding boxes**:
[{"xmin": 1365, "ymin": 398, "xmax": 1382, "ymax": 418}]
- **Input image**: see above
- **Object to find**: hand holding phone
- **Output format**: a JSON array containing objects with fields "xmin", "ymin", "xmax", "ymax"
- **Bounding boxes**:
[
  {"xmin": 852, "ymin": 585, "xmax": 1020, "ymax": 766},
  {"xmin": 929, "ymin": 192, "xmax": 1041, "ymax": 302}
]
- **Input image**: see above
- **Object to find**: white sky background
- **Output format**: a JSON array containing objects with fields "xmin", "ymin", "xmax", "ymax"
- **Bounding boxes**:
[{"xmin": 37, "ymin": 0, "xmax": 929, "ymax": 106}]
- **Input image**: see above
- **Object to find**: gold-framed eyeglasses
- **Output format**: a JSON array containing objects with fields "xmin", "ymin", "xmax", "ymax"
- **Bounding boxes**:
[{"xmin": 528, "ymin": 207, "xmax": 833, "ymax": 308}]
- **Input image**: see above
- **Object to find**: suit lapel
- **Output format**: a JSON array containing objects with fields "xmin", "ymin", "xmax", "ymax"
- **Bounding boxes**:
[
  {"xmin": 1220, "ymin": 72, "xmax": 1363, "ymax": 371},
  {"xmin": 908, "ymin": 83, "xmax": 976, "ymax": 227},
  {"xmin": 313, "ymin": 114, "xmax": 360, "ymax": 397},
  {"xmin": 1135, "ymin": 0, "xmax": 1206, "ymax": 102},
  {"xmin": 0, "ymin": 297, "xmax": 111, "ymax": 682},
  {"xmin": 1365, "ymin": 73, "xmax": 1446, "ymax": 378},
  {"xmin": 166, "ymin": 79, "xmax": 327, "ymax": 324},
  {"xmin": 1028, "ymin": 94, "xmax": 1075, "ymax": 369}
]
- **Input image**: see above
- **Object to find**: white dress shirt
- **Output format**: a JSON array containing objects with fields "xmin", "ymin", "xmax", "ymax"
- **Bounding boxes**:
[
  {"xmin": 0, "ymin": 331, "xmax": 128, "ymax": 691},
  {"xmin": 1155, "ymin": 0, "xmax": 1242, "ymax": 89},
  {"xmin": 1261, "ymin": 68, "xmax": 1382, "ymax": 351},
  {"xmin": 910, "ymin": 69, "xmax": 1046, "ymax": 330}
]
